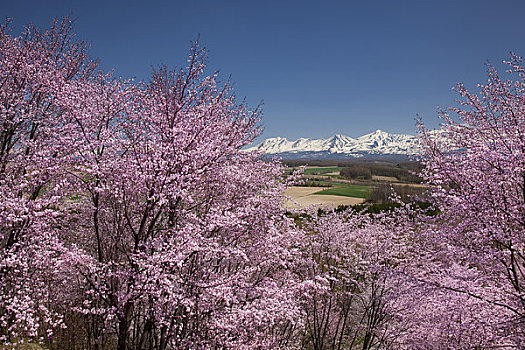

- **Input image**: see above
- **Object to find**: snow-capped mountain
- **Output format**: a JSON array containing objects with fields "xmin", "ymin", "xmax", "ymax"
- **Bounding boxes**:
[{"xmin": 245, "ymin": 130, "xmax": 419, "ymax": 159}]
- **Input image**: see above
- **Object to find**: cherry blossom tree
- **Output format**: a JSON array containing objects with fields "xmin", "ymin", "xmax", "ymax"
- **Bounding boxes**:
[
  {"xmin": 409, "ymin": 53, "xmax": 525, "ymax": 348},
  {"xmin": 292, "ymin": 208, "xmax": 412, "ymax": 350},
  {"xmin": 0, "ymin": 18, "xmax": 303, "ymax": 349},
  {"xmin": 0, "ymin": 16, "xmax": 95, "ymax": 344},
  {"xmin": 52, "ymin": 50, "xmax": 303, "ymax": 349}
]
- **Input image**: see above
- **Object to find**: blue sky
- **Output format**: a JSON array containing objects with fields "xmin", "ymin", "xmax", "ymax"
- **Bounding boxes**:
[{"xmin": 4, "ymin": 0, "xmax": 525, "ymax": 142}]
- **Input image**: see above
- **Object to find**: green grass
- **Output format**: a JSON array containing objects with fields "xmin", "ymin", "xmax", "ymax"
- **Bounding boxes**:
[{"xmin": 314, "ymin": 184, "xmax": 370, "ymax": 198}]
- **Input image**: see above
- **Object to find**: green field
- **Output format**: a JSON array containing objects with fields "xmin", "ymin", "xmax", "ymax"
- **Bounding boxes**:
[{"xmin": 314, "ymin": 184, "xmax": 370, "ymax": 198}]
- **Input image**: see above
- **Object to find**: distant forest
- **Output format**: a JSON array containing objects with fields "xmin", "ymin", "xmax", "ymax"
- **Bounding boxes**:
[{"xmin": 285, "ymin": 159, "xmax": 423, "ymax": 183}]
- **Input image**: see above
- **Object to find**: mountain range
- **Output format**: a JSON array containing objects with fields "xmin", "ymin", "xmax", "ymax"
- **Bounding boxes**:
[{"xmin": 245, "ymin": 130, "xmax": 420, "ymax": 159}]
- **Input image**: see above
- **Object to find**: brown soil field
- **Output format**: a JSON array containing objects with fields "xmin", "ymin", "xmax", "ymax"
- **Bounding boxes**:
[
  {"xmin": 284, "ymin": 187, "xmax": 330, "ymax": 197},
  {"xmin": 284, "ymin": 186, "xmax": 365, "ymax": 209},
  {"xmin": 372, "ymin": 175, "xmax": 398, "ymax": 182}
]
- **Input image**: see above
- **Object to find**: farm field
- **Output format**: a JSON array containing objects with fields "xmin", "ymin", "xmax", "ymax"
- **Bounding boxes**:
[
  {"xmin": 284, "ymin": 186, "xmax": 365, "ymax": 209},
  {"xmin": 284, "ymin": 167, "xmax": 370, "ymax": 208},
  {"xmin": 283, "ymin": 163, "xmax": 428, "ymax": 207},
  {"xmin": 315, "ymin": 183, "xmax": 369, "ymax": 198}
]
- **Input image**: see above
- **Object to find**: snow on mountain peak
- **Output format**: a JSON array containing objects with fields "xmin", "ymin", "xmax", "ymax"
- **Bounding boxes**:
[{"xmin": 245, "ymin": 130, "xmax": 419, "ymax": 158}]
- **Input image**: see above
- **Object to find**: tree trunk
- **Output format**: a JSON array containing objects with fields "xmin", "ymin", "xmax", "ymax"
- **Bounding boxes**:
[{"xmin": 117, "ymin": 302, "xmax": 133, "ymax": 350}]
